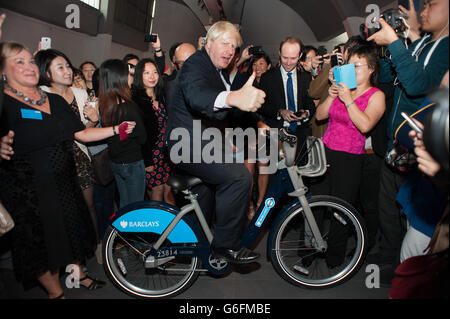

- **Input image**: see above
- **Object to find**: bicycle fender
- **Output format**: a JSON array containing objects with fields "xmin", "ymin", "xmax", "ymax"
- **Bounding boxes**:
[
  {"xmin": 110, "ymin": 201, "xmax": 199, "ymax": 244},
  {"xmin": 266, "ymin": 199, "xmax": 300, "ymax": 258}
]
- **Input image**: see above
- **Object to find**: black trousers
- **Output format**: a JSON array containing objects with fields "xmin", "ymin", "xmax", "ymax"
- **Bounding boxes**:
[
  {"xmin": 377, "ymin": 162, "xmax": 407, "ymax": 265},
  {"xmin": 359, "ymin": 153, "xmax": 383, "ymax": 249},
  {"xmin": 176, "ymin": 161, "xmax": 252, "ymax": 251},
  {"xmin": 309, "ymin": 147, "xmax": 365, "ymax": 266}
]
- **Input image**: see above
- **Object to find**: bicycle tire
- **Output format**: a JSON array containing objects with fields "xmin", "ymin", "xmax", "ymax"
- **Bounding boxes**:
[
  {"xmin": 103, "ymin": 225, "xmax": 200, "ymax": 298},
  {"xmin": 270, "ymin": 195, "xmax": 367, "ymax": 288}
]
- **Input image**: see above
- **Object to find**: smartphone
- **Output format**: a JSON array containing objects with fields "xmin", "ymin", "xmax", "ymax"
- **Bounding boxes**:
[
  {"xmin": 401, "ymin": 112, "xmax": 423, "ymax": 134},
  {"xmin": 144, "ymin": 34, "xmax": 158, "ymax": 43},
  {"xmin": 41, "ymin": 37, "xmax": 51, "ymax": 50},
  {"xmin": 331, "ymin": 54, "xmax": 340, "ymax": 67}
]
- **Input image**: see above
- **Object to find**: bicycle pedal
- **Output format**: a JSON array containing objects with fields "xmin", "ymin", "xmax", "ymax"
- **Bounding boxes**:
[{"xmin": 117, "ymin": 258, "xmax": 127, "ymax": 276}]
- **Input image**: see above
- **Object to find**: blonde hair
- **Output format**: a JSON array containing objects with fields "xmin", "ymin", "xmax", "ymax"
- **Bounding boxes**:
[
  {"xmin": 0, "ymin": 42, "xmax": 29, "ymax": 71},
  {"xmin": 206, "ymin": 21, "xmax": 243, "ymax": 47}
]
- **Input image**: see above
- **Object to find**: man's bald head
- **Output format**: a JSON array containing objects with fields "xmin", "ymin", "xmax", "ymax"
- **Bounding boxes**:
[{"xmin": 174, "ymin": 43, "xmax": 196, "ymax": 70}]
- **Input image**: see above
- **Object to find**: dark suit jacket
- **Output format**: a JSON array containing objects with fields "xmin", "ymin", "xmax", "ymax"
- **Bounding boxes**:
[
  {"xmin": 167, "ymin": 48, "xmax": 231, "ymax": 159},
  {"xmin": 258, "ymin": 67, "xmax": 315, "ymax": 133}
]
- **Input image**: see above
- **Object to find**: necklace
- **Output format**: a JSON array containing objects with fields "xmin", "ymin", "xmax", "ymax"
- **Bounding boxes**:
[{"xmin": 4, "ymin": 82, "xmax": 47, "ymax": 106}]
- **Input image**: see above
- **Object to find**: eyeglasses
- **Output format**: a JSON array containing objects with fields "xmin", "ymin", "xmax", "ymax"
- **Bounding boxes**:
[{"xmin": 354, "ymin": 63, "xmax": 368, "ymax": 68}]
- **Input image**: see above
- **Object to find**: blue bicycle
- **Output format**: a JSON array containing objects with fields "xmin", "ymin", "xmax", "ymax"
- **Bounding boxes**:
[{"xmin": 102, "ymin": 129, "xmax": 367, "ymax": 298}]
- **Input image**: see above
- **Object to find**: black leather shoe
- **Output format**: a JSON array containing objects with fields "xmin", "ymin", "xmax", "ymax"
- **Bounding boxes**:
[{"xmin": 212, "ymin": 247, "xmax": 260, "ymax": 264}]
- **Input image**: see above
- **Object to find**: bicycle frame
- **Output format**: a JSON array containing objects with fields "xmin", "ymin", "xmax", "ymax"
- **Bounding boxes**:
[{"xmin": 109, "ymin": 137, "xmax": 328, "ymax": 272}]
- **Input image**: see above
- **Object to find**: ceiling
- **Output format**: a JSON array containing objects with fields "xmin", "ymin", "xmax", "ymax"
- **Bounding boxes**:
[{"xmin": 169, "ymin": 0, "xmax": 397, "ymax": 41}]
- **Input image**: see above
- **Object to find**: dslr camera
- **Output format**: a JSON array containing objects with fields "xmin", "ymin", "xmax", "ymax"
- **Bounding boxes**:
[{"xmin": 360, "ymin": 8, "xmax": 408, "ymax": 40}]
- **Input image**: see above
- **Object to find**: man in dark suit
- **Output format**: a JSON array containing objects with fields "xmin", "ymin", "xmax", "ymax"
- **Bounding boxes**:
[
  {"xmin": 167, "ymin": 21, "xmax": 266, "ymax": 264},
  {"xmin": 259, "ymin": 37, "xmax": 315, "ymax": 164}
]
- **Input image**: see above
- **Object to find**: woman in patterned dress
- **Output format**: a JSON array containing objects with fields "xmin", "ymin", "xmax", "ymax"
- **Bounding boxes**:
[{"xmin": 132, "ymin": 58, "xmax": 174, "ymax": 205}]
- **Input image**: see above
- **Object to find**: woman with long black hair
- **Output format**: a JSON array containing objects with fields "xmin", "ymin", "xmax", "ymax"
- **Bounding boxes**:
[
  {"xmin": 132, "ymin": 58, "xmax": 174, "ymax": 204},
  {"xmin": 98, "ymin": 59, "xmax": 147, "ymax": 208}
]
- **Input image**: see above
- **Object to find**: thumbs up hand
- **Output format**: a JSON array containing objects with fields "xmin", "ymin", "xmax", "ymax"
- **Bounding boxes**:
[{"xmin": 226, "ymin": 72, "xmax": 266, "ymax": 112}]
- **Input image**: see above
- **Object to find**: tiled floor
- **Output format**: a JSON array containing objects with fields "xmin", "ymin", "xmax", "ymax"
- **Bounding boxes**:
[{"xmin": 0, "ymin": 230, "xmax": 390, "ymax": 300}]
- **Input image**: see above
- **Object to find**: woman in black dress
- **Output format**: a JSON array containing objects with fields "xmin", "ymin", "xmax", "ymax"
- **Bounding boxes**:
[
  {"xmin": 34, "ymin": 49, "xmax": 98, "ymax": 240},
  {"xmin": 0, "ymin": 42, "xmax": 135, "ymax": 298},
  {"xmin": 132, "ymin": 58, "xmax": 174, "ymax": 204}
]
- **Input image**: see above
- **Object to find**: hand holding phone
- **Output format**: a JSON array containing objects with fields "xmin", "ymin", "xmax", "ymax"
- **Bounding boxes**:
[
  {"xmin": 293, "ymin": 110, "xmax": 309, "ymax": 122},
  {"xmin": 41, "ymin": 37, "xmax": 51, "ymax": 50},
  {"xmin": 144, "ymin": 34, "xmax": 158, "ymax": 43},
  {"xmin": 401, "ymin": 112, "xmax": 423, "ymax": 134},
  {"xmin": 331, "ymin": 54, "xmax": 340, "ymax": 67},
  {"xmin": 248, "ymin": 46, "xmax": 263, "ymax": 55}
]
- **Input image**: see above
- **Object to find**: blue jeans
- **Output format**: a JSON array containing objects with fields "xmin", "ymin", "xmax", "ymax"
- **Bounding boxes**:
[{"xmin": 110, "ymin": 160, "xmax": 146, "ymax": 208}]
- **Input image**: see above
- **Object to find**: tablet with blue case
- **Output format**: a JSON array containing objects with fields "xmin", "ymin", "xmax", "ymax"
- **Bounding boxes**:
[{"xmin": 333, "ymin": 63, "xmax": 357, "ymax": 89}]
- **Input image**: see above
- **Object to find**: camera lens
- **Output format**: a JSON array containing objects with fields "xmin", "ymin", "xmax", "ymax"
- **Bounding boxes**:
[{"xmin": 423, "ymin": 88, "xmax": 449, "ymax": 172}]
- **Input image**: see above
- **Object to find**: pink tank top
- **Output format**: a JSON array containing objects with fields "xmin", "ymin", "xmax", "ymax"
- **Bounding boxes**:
[{"xmin": 322, "ymin": 87, "xmax": 380, "ymax": 154}]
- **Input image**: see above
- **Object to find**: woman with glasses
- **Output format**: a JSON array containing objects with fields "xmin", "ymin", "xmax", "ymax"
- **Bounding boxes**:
[{"xmin": 314, "ymin": 44, "xmax": 386, "ymax": 267}]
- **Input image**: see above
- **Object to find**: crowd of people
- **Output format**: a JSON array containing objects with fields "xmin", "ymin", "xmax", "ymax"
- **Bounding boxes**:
[{"xmin": 0, "ymin": 0, "xmax": 448, "ymax": 299}]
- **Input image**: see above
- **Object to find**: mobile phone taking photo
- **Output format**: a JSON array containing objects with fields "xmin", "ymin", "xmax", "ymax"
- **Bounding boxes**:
[
  {"xmin": 41, "ymin": 37, "xmax": 51, "ymax": 50},
  {"xmin": 331, "ymin": 54, "xmax": 340, "ymax": 67},
  {"xmin": 144, "ymin": 34, "xmax": 158, "ymax": 43},
  {"xmin": 401, "ymin": 112, "xmax": 423, "ymax": 134}
]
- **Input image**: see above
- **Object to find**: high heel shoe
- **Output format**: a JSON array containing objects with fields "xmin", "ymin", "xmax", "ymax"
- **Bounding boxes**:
[{"xmin": 79, "ymin": 275, "xmax": 106, "ymax": 290}]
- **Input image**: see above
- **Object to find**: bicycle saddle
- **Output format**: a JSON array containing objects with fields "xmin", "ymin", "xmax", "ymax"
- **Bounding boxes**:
[{"xmin": 167, "ymin": 174, "xmax": 203, "ymax": 193}]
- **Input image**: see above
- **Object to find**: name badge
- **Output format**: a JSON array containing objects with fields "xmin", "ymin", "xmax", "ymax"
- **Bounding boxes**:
[{"xmin": 21, "ymin": 109, "xmax": 43, "ymax": 120}]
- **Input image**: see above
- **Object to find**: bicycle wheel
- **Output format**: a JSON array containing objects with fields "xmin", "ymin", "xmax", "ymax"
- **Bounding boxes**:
[
  {"xmin": 270, "ymin": 195, "xmax": 367, "ymax": 288},
  {"xmin": 103, "ymin": 226, "xmax": 200, "ymax": 298}
]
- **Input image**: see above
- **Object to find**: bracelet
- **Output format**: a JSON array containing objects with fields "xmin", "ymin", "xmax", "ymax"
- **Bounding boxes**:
[
  {"xmin": 345, "ymin": 101, "xmax": 355, "ymax": 109},
  {"xmin": 112, "ymin": 126, "xmax": 117, "ymax": 135},
  {"xmin": 154, "ymin": 48, "xmax": 162, "ymax": 53}
]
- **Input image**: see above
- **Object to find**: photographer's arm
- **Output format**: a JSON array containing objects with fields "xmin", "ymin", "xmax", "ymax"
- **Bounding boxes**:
[
  {"xmin": 399, "ymin": 0, "xmax": 421, "ymax": 42},
  {"xmin": 0, "ymin": 13, "xmax": 5, "ymax": 39},
  {"xmin": 152, "ymin": 34, "xmax": 166, "ymax": 75},
  {"xmin": 408, "ymin": 121, "xmax": 441, "ymax": 177},
  {"xmin": 309, "ymin": 63, "xmax": 331, "ymax": 99},
  {"xmin": 368, "ymin": 19, "xmax": 449, "ymax": 96},
  {"xmin": 236, "ymin": 45, "xmax": 252, "ymax": 68}
]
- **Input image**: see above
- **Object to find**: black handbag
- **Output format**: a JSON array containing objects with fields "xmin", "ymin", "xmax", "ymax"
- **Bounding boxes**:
[{"xmin": 91, "ymin": 148, "xmax": 115, "ymax": 186}]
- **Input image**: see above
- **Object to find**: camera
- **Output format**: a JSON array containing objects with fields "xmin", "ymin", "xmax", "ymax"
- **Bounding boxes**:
[
  {"xmin": 249, "ymin": 46, "xmax": 264, "ymax": 55},
  {"xmin": 360, "ymin": 8, "xmax": 408, "ymax": 40},
  {"xmin": 423, "ymin": 88, "xmax": 449, "ymax": 173},
  {"xmin": 144, "ymin": 34, "xmax": 158, "ymax": 43}
]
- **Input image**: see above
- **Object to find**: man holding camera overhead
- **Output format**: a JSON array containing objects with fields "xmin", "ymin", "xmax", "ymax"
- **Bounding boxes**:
[
  {"xmin": 367, "ymin": 0, "xmax": 449, "ymax": 286},
  {"xmin": 258, "ymin": 37, "xmax": 315, "ymax": 164}
]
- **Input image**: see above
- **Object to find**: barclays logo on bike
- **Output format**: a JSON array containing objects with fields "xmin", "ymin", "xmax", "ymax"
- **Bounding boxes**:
[{"xmin": 118, "ymin": 220, "xmax": 160, "ymax": 229}]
